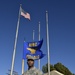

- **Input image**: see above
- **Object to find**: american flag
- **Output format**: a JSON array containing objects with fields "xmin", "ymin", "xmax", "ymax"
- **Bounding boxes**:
[{"xmin": 21, "ymin": 7, "xmax": 30, "ymax": 20}]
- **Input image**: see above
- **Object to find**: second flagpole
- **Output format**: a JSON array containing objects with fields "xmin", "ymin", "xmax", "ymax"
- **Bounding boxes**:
[
  {"xmin": 46, "ymin": 11, "xmax": 50, "ymax": 75},
  {"xmin": 38, "ymin": 21, "xmax": 41, "ymax": 70}
]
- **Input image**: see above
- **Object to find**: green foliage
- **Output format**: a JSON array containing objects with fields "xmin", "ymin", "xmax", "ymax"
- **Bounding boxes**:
[
  {"xmin": 42, "ymin": 63, "xmax": 55, "ymax": 73},
  {"xmin": 54, "ymin": 62, "xmax": 72, "ymax": 75},
  {"xmin": 50, "ymin": 64, "xmax": 55, "ymax": 71},
  {"xmin": 42, "ymin": 64, "xmax": 48, "ymax": 73},
  {"xmin": 42, "ymin": 62, "xmax": 74, "ymax": 75}
]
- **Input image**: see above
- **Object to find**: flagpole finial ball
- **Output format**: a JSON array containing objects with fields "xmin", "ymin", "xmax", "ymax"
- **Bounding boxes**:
[
  {"xmin": 46, "ymin": 11, "xmax": 48, "ymax": 13},
  {"xmin": 39, "ymin": 21, "xmax": 40, "ymax": 24},
  {"xmin": 20, "ymin": 4, "xmax": 22, "ymax": 6}
]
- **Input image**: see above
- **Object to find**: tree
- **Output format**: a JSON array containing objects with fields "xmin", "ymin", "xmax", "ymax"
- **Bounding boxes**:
[
  {"xmin": 54, "ymin": 62, "xmax": 73, "ymax": 75},
  {"xmin": 42, "ymin": 63, "xmax": 55, "ymax": 73},
  {"xmin": 50, "ymin": 64, "xmax": 55, "ymax": 71},
  {"xmin": 42, "ymin": 62, "xmax": 74, "ymax": 75},
  {"xmin": 42, "ymin": 64, "xmax": 48, "ymax": 73}
]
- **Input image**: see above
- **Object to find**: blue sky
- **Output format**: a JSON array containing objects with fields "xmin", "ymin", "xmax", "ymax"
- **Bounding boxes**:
[{"xmin": 0, "ymin": 0, "xmax": 75, "ymax": 75}]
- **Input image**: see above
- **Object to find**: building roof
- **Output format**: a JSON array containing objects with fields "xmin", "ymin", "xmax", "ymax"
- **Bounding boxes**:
[
  {"xmin": 50, "ymin": 70, "xmax": 64, "ymax": 75},
  {"xmin": 44, "ymin": 70, "xmax": 64, "ymax": 75}
]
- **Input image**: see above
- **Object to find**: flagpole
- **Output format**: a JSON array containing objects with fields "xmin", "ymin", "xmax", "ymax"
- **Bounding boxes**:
[
  {"xmin": 38, "ymin": 21, "xmax": 40, "ymax": 70},
  {"xmin": 22, "ymin": 39, "xmax": 25, "ymax": 75},
  {"xmin": 10, "ymin": 5, "xmax": 21, "ymax": 75},
  {"xmin": 46, "ymin": 11, "xmax": 50, "ymax": 75},
  {"xmin": 22, "ymin": 59, "xmax": 24, "ymax": 75},
  {"xmin": 33, "ymin": 30, "xmax": 35, "ymax": 41}
]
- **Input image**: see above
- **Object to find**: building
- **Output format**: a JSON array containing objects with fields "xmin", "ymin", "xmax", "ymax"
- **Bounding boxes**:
[{"xmin": 44, "ymin": 70, "xmax": 64, "ymax": 75}]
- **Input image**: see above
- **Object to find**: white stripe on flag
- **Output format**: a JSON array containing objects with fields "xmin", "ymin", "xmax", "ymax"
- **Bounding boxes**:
[{"xmin": 21, "ymin": 8, "xmax": 30, "ymax": 20}]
